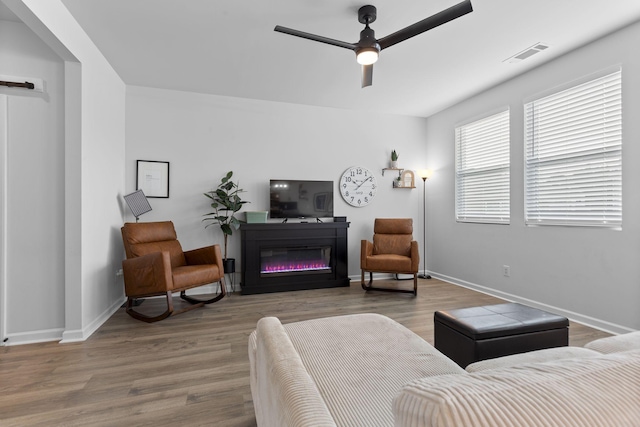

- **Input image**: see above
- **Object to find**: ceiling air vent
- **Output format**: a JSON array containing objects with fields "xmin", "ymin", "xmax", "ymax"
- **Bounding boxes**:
[{"xmin": 504, "ymin": 43, "xmax": 549, "ymax": 63}]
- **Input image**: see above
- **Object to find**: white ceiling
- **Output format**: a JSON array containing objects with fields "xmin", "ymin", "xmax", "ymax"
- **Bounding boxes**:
[{"xmin": 10, "ymin": 1, "xmax": 640, "ymax": 117}]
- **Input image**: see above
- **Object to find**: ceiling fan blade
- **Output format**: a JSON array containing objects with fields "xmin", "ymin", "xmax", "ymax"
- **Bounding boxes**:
[
  {"xmin": 378, "ymin": 0, "xmax": 473, "ymax": 50},
  {"xmin": 274, "ymin": 25, "xmax": 357, "ymax": 51},
  {"xmin": 362, "ymin": 64, "xmax": 373, "ymax": 88}
]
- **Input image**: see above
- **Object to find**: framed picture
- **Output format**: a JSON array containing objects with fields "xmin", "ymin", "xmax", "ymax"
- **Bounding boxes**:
[{"xmin": 136, "ymin": 160, "xmax": 170, "ymax": 198}]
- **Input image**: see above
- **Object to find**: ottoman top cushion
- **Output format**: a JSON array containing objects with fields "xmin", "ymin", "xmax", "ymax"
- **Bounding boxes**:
[{"xmin": 435, "ymin": 303, "xmax": 569, "ymax": 340}]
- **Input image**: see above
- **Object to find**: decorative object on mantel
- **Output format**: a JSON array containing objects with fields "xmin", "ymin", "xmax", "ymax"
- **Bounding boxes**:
[
  {"xmin": 123, "ymin": 189, "xmax": 152, "ymax": 222},
  {"xmin": 418, "ymin": 169, "xmax": 434, "ymax": 279},
  {"xmin": 203, "ymin": 171, "xmax": 249, "ymax": 276},
  {"xmin": 136, "ymin": 160, "xmax": 170, "ymax": 198},
  {"xmin": 390, "ymin": 150, "xmax": 399, "ymax": 168}
]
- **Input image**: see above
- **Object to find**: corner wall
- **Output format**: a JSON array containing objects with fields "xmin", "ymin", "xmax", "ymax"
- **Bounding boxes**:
[{"xmin": 425, "ymin": 20, "xmax": 640, "ymax": 333}]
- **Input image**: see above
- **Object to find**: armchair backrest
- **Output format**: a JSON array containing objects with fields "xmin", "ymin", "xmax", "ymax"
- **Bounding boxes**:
[
  {"xmin": 121, "ymin": 221, "xmax": 186, "ymax": 268},
  {"xmin": 372, "ymin": 218, "xmax": 413, "ymax": 257}
]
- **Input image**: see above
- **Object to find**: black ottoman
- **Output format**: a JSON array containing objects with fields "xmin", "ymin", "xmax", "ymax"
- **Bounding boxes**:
[{"xmin": 434, "ymin": 302, "xmax": 569, "ymax": 368}]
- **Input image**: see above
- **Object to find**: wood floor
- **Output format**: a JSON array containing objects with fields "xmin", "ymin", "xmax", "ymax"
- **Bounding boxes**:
[{"xmin": 0, "ymin": 278, "xmax": 611, "ymax": 426}]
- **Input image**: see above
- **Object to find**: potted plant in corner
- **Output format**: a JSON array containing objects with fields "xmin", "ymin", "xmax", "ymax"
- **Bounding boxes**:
[
  {"xmin": 390, "ymin": 150, "xmax": 399, "ymax": 168},
  {"xmin": 203, "ymin": 171, "xmax": 249, "ymax": 274}
]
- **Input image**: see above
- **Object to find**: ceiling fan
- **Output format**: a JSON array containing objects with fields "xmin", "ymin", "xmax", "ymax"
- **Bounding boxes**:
[{"xmin": 274, "ymin": 1, "xmax": 473, "ymax": 88}]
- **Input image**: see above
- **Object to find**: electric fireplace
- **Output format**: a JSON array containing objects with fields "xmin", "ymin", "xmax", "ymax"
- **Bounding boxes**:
[{"xmin": 240, "ymin": 222, "xmax": 350, "ymax": 294}]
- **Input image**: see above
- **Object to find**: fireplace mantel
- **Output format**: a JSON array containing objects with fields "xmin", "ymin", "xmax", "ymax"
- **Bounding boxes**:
[{"xmin": 240, "ymin": 222, "xmax": 350, "ymax": 294}]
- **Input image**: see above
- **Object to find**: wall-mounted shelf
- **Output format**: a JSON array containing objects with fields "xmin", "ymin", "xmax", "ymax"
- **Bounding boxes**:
[{"xmin": 382, "ymin": 167, "xmax": 403, "ymax": 177}]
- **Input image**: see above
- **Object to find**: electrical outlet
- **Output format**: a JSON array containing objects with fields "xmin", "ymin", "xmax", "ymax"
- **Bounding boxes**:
[
  {"xmin": 503, "ymin": 265, "xmax": 510, "ymax": 277},
  {"xmin": 115, "ymin": 268, "xmax": 124, "ymax": 277}
]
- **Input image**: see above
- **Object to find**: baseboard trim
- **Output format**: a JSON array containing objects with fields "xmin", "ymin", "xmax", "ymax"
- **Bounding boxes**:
[
  {"xmin": 431, "ymin": 272, "xmax": 635, "ymax": 335},
  {"xmin": 60, "ymin": 296, "xmax": 126, "ymax": 344},
  {"xmin": 3, "ymin": 327, "xmax": 65, "ymax": 346}
]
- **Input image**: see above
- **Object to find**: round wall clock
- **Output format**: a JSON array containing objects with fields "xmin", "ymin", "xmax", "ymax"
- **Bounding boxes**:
[{"xmin": 340, "ymin": 166, "xmax": 377, "ymax": 207}]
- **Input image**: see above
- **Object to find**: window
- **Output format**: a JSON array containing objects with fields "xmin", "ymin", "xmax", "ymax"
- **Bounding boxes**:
[
  {"xmin": 525, "ymin": 69, "xmax": 622, "ymax": 227},
  {"xmin": 455, "ymin": 110, "xmax": 510, "ymax": 224}
]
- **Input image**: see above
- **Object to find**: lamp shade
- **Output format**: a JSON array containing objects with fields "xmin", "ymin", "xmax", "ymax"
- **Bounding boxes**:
[{"xmin": 419, "ymin": 169, "xmax": 434, "ymax": 180}]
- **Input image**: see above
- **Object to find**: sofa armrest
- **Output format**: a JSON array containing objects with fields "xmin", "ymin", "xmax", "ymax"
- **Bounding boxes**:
[
  {"xmin": 252, "ymin": 317, "xmax": 336, "ymax": 427},
  {"xmin": 122, "ymin": 251, "xmax": 173, "ymax": 297}
]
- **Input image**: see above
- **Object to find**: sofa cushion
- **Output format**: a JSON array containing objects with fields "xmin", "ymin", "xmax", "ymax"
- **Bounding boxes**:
[
  {"xmin": 272, "ymin": 313, "xmax": 464, "ymax": 427},
  {"xmin": 585, "ymin": 331, "xmax": 640, "ymax": 354},
  {"xmin": 466, "ymin": 346, "xmax": 601, "ymax": 372},
  {"xmin": 393, "ymin": 350, "xmax": 640, "ymax": 427}
]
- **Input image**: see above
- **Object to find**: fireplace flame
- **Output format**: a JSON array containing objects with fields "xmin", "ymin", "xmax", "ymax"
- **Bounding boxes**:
[{"xmin": 261, "ymin": 260, "xmax": 330, "ymax": 274}]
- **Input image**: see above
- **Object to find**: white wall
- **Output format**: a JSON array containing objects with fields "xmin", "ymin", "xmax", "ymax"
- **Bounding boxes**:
[
  {"xmin": 0, "ymin": 20, "xmax": 65, "ymax": 341},
  {"xmin": 425, "ymin": 20, "xmax": 640, "ymax": 333},
  {"xmin": 1, "ymin": 0, "xmax": 126, "ymax": 344},
  {"xmin": 126, "ymin": 86, "xmax": 431, "ymax": 278}
]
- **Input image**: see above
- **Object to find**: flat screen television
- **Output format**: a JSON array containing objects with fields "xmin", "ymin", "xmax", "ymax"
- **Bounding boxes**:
[{"xmin": 270, "ymin": 179, "xmax": 334, "ymax": 219}]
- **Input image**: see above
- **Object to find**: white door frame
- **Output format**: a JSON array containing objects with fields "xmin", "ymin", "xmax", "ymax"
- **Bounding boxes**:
[{"xmin": 0, "ymin": 94, "xmax": 8, "ymax": 345}]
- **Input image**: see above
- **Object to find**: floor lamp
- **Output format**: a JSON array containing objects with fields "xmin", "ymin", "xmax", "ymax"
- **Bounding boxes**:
[{"xmin": 418, "ymin": 170, "xmax": 433, "ymax": 279}]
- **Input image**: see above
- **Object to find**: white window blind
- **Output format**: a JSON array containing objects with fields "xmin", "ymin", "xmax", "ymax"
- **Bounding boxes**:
[
  {"xmin": 455, "ymin": 110, "xmax": 510, "ymax": 224},
  {"xmin": 525, "ymin": 70, "xmax": 622, "ymax": 227}
]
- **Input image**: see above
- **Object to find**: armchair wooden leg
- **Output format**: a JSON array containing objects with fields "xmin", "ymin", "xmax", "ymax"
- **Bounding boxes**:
[
  {"xmin": 125, "ymin": 292, "xmax": 174, "ymax": 323},
  {"xmin": 362, "ymin": 270, "xmax": 374, "ymax": 291},
  {"xmin": 180, "ymin": 277, "xmax": 227, "ymax": 305}
]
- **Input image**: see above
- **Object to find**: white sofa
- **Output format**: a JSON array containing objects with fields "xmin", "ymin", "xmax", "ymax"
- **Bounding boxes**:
[{"xmin": 248, "ymin": 313, "xmax": 640, "ymax": 427}]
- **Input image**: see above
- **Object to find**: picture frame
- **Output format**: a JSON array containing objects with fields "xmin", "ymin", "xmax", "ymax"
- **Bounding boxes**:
[{"xmin": 136, "ymin": 160, "xmax": 170, "ymax": 198}]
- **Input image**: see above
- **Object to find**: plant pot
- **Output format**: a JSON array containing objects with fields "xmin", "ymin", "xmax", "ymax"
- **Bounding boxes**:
[
  {"xmin": 390, "ymin": 160, "xmax": 398, "ymax": 168},
  {"xmin": 223, "ymin": 258, "xmax": 236, "ymax": 274}
]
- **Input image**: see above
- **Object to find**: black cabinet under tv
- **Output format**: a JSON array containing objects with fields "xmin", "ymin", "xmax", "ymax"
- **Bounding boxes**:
[{"xmin": 240, "ymin": 222, "xmax": 350, "ymax": 295}]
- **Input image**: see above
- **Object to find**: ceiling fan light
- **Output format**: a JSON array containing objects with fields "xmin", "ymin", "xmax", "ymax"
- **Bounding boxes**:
[{"xmin": 356, "ymin": 48, "xmax": 379, "ymax": 65}]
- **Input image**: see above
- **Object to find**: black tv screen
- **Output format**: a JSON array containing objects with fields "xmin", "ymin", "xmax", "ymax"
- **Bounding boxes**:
[{"xmin": 270, "ymin": 180, "xmax": 334, "ymax": 219}]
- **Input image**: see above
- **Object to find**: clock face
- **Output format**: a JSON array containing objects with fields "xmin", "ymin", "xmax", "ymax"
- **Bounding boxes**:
[{"xmin": 340, "ymin": 166, "xmax": 377, "ymax": 207}]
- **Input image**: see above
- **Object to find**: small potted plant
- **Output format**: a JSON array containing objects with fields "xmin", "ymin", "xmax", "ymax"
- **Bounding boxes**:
[
  {"xmin": 390, "ymin": 150, "xmax": 399, "ymax": 168},
  {"xmin": 203, "ymin": 171, "xmax": 249, "ymax": 274}
]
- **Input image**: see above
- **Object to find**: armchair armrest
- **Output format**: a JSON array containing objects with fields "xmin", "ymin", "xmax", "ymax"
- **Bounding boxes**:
[
  {"xmin": 122, "ymin": 251, "xmax": 173, "ymax": 297},
  {"xmin": 361, "ymin": 240, "xmax": 373, "ymax": 269},
  {"xmin": 184, "ymin": 244, "xmax": 224, "ymax": 272},
  {"xmin": 410, "ymin": 241, "xmax": 420, "ymax": 273}
]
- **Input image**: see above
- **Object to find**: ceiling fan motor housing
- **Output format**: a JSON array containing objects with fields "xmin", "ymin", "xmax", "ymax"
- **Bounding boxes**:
[
  {"xmin": 358, "ymin": 5, "xmax": 377, "ymax": 24},
  {"xmin": 356, "ymin": 6, "xmax": 381, "ymax": 63}
]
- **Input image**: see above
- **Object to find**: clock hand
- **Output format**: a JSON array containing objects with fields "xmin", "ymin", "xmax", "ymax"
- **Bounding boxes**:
[{"xmin": 355, "ymin": 176, "xmax": 372, "ymax": 190}]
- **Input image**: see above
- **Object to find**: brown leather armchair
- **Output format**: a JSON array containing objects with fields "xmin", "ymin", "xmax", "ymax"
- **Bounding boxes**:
[
  {"xmin": 361, "ymin": 218, "xmax": 420, "ymax": 295},
  {"xmin": 121, "ymin": 221, "xmax": 226, "ymax": 322}
]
